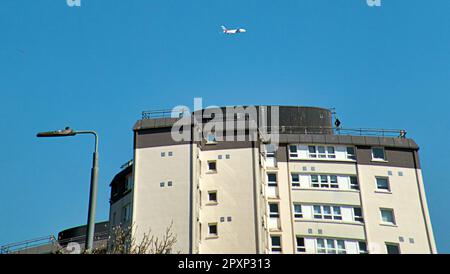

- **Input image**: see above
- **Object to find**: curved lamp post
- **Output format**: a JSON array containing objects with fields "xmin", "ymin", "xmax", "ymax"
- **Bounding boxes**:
[{"xmin": 36, "ymin": 127, "xmax": 98, "ymax": 253}]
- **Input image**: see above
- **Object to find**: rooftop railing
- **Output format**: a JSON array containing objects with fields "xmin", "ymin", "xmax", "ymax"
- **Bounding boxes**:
[
  {"xmin": 0, "ymin": 235, "xmax": 58, "ymax": 254},
  {"xmin": 140, "ymin": 110, "xmax": 407, "ymax": 138}
]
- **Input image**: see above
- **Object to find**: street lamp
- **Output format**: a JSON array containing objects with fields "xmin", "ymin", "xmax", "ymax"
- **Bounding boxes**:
[{"xmin": 36, "ymin": 127, "xmax": 99, "ymax": 253}]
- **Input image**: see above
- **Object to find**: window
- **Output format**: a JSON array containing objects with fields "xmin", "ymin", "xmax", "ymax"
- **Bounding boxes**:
[
  {"xmin": 296, "ymin": 237, "xmax": 306, "ymax": 252},
  {"xmin": 309, "ymin": 145, "xmax": 336, "ymax": 159},
  {"xmin": 291, "ymin": 173, "xmax": 300, "ymax": 187},
  {"xmin": 208, "ymin": 161, "xmax": 217, "ymax": 171},
  {"xmin": 269, "ymin": 203, "xmax": 279, "ymax": 218},
  {"xmin": 267, "ymin": 173, "xmax": 277, "ymax": 187},
  {"xmin": 313, "ymin": 205, "xmax": 342, "ymax": 220},
  {"xmin": 265, "ymin": 144, "xmax": 276, "ymax": 157},
  {"xmin": 167, "ymin": 181, "xmax": 173, "ymax": 187},
  {"xmin": 311, "ymin": 175, "xmax": 319, "ymax": 187},
  {"xmin": 316, "ymin": 238, "xmax": 346, "ymax": 254},
  {"xmin": 376, "ymin": 177, "xmax": 390, "ymax": 191},
  {"xmin": 380, "ymin": 208, "xmax": 396, "ymax": 225},
  {"xmin": 386, "ymin": 243, "xmax": 400, "ymax": 254},
  {"xmin": 168, "ymin": 151, "xmax": 173, "ymax": 157},
  {"xmin": 347, "ymin": 146, "xmax": 356, "ymax": 160},
  {"xmin": 353, "ymin": 207, "xmax": 364, "ymax": 223},
  {"xmin": 225, "ymin": 154, "xmax": 230, "ymax": 159},
  {"xmin": 218, "ymin": 155, "xmax": 223, "ymax": 159},
  {"xmin": 125, "ymin": 175, "xmax": 133, "ymax": 192},
  {"xmin": 227, "ymin": 216, "xmax": 232, "ymax": 222},
  {"xmin": 206, "ymin": 133, "xmax": 217, "ymax": 143},
  {"xmin": 161, "ymin": 152, "xmax": 165, "ymax": 157},
  {"xmin": 271, "ymin": 236, "xmax": 282, "ymax": 252},
  {"xmin": 308, "ymin": 146, "xmax": 317, "ymax": 158},
  {"xmin": 160, "ymin": 182, "xmax": 165, "ymax": 187},
  {"xmin": 358, "ymin": 242, "xmax": 368, "ymax": 254},
  {"xmin": 327, "ymin": 146, "xmax": 336, "ymax": 158},
  {"xmin": 208, "ymin": 223, "xmax": 218, "ymax": 236},
  {"xmin": 350, "ymin": 176, "xmax": 359, "ymax": 190},
  {"xmin": 372, "ymin": 147, "xmax": 386, "ymax": 161},
  {"xmin": 329, "ymin": 175, "xmax": 338, "ymax": 188},
  {"xmin": 208, "ymin": 191, "xmax": 217, "ymax": 202},
  {"xmin": 122, "ymin": 204, "xmax": 131, "ymax": 223},
  {"xmin": 293, "ymin": 204, "xmax": 303, "ymax": 218},
  {"xmin": 289, "ymin": 145, "xmax": 298, "ymax": 158},
  {"xmin": 317, "ymin": 146, "xmax": 326, "ymax": 158},
  {"xmin": 311, "ymin": 175, "xmax": 338, "ymax": 189}
]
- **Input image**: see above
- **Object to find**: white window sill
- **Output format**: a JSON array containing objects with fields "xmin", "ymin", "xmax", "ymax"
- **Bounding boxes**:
[
  {"xmin": 205, "ymin": 170, "xmax": 217, "ymax": 174},
  {"xmin": 371, "ymin": 159, "xmax": 388, "ymax": 163},
  {"xmin": 205, "ymin": 202, "xmax": 218, "ymax": 206},
  {"xmin": 291, "ymin": 187, "xmax": 359, "ymax": 193},
  {"xmin": 205, "ymin": 141, "xmax": 218, "ymax": 145},
  {"xmin": 205, "ymin": 235, "xmax": 219, "ymax": 240},
  {"xmin": 380, "ymin": 223, "xmax": 397, "ymax": 228},
  {"xmin": 375, "ymin": 190, "xmax": 392, "ymax": 194},
  {"xmin": 289, "ymin": 158, "xmax": 357, "ymax": 162},
  {"xmin": 294, "ymin": 219, "xmax": 365, "ymax": 226}
]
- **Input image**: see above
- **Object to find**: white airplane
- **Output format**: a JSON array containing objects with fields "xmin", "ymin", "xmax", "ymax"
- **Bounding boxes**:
[{"xmin": 221, "ymin": 25, "xmax": 246, "ymax": 34}]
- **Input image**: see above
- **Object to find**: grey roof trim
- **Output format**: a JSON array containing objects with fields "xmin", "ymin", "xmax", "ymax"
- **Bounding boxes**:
[{"xmin": 278, "ymin": 134, "xmax": 419, "ymax": 150}]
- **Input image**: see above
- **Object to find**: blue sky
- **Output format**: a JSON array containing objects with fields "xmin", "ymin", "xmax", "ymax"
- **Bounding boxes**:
[{"xmin": 0, "ymin": 0, "xmax": 449, "ymax": 252}]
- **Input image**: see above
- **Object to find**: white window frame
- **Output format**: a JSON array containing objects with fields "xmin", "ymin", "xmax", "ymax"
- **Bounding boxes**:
[
  {"xmin": 293, "ymin": 204, "xmax": 303, "ymax": 219},
  {"xmin": 353, "ymin": 207, "xmax": 364, "ymax": 223},
  {"xmin": 208, "ymin": 191, "xmax": 217, "ymax": 203},
  {"xmin": 380, "ymin": 208, "xmax": 396, "ymax": 225},
  {"xmin": 267, "ymin": 173, "xmax": 278, "ymax": 187},
  {"xmin": 350, "ymin": 176, "xmax": 359, "ymax": 190},
  {"xmin": 358, "ymin": 241, "xmax": 368, "ymax": 254},
  {"xmin": 296, "ymin": 237, "xmax": 306, "ymax": 253},
  {"xmin": 207, "ymin": 160, "xmax": 217, "ymax": 172},
  {"xmin": 385, "ymin": 242, "xmax": 401, "ymax": 254},
  {"xmin": 313, "ymin": 205, "xmax": 342, "ymax": 220},
  {"xmin": 316, "ymin": 238, "xmax": 346, "ymax": 254},
  {"xmin": 376, "ymin": 177, "xmax": 390, "ymax": 192},
  {"xmin": 269, "ymin": 203, "xmax": 279, "ymax": 218},
  {"xmin": 270, "ymin": 235, "xmax": 282, "ymax": 253},
  {"xmin": 372, "ymin": 147, "xmax": 386, "ymax": 161},
  {"xmin": 208, "ymin": 223, "xmax": 218, "ymax": 236},
  {"xmin": 291, "ymin": 173, "xmax": 300, "ymax": 187},
  {"xmin": 311, "ymin": 175, "xmax": 339, "ymax": 189},
  {"xmin": 346, "ymin": 146, "xmax": 357, "ymax": 160},
  {"xmin": 309, "ymin": 145, "xmax": 336, "ymax": 159},
  {"xmin": 289, "ymin": 145, "xmax": 298, "ymax": 158}
]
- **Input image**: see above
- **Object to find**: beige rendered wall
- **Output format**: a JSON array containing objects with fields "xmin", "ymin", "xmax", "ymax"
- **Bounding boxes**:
[
  {"xmin": 197, "ymin": 147, "xmax": 258, "ymax": 254},
  {"xmin": 132, "ymin": 144, "xmax": 192, "ymax": 253},
  {"xmin": 358, "ymin": 164, "xmax": 435, "ymax": 254}
]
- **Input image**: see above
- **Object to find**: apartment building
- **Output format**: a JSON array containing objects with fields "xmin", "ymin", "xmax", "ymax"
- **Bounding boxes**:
[{"xmin": 108, "ymin": 106, "xmax": 436, "ymax": 254}]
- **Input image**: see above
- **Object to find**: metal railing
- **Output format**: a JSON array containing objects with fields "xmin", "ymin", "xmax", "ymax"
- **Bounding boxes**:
[
  {"xmin": 0, "ymin": 235, "xmax": 58, "ymax": 254},
  {"xmin": 140, "ymin": 109, "xmax": 407, "ymax": 138},
  {"xmin": 142, "ymin": 109, "xmax": 186, "ymax": 120},
  {"xmin": 263, "ymin": 126, "xmax": 406, "ymax": 138},
  {"xmin": 58, "ymin": 231, "xmax": 109, "ymax": 247}
]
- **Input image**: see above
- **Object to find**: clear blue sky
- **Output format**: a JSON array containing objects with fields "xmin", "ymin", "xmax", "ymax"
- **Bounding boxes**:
[{"xmin": 0, "ymin": 0, "xmax": 448, "ymax": 253}]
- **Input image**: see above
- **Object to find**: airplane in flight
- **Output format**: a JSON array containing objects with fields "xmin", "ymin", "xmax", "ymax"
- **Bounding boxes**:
[{"xmin": 221, "ymin": 25, "xmax": 247, "ymax": 34}]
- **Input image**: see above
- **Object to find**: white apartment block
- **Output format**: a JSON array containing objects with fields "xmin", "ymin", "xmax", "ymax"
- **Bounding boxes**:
[{"xmin": 108, "ymin": 106, "xmax": 436, "ymax": 254}]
